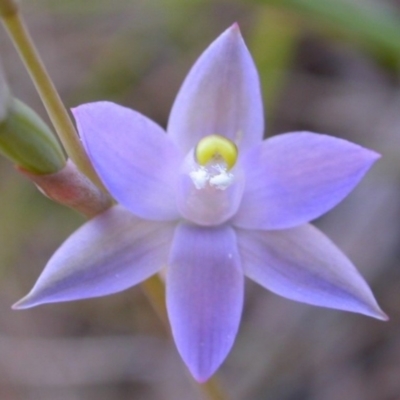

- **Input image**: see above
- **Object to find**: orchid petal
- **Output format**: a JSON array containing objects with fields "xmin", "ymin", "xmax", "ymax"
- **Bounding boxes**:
[
  {"xmin": 237, "ymin": 224, "xmax": 387, "ymax": 319},
  {"xmin": 167, "ymin": 223, "xmax": 244, "ymax": 382},
  {"xmin": 73, "ymin": 102, "xmax": 182, "ymax": 220},
  {"xmin": 168, "ymin": 24, "xmax": 264, "ymax": 153},
  {"xmin": 14, "ymin": 206, "xmax": 175, "ymax": 309},
  {"xmin": 233, "ymin": 132, "xmax": 380, "ymax": 229}
]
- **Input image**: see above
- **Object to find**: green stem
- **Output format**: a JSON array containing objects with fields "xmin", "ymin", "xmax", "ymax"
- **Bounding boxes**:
[
  {"xmin": 200, "ymin": 379, "xmax": 228, "ymax": 400},
  {"xmin": 142, "ymin": 275, "xmax": 229, "ymax": 400},
  {"xmin": 141, "ymin": 274, "xmax": 170, "ymax": 329},
  {"xmin": 0, "ymin": 8, "xmax": 106, "ymax": 191}
]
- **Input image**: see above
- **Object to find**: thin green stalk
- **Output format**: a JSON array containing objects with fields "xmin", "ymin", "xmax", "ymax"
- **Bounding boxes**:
[
  {"xmin": 0, "ymin": 7, "xmax": 106, "ymax": 191},
  {"xmin": 142, "ymin": 275, "xmax": 229, "ymax": 400},
  {"xmin": 200, "ymin": 379, "xmax": 228, "ymax": 400},
  {"xmin": 141, "ymin": 274, "xmax": 170, "ymax": 329}
]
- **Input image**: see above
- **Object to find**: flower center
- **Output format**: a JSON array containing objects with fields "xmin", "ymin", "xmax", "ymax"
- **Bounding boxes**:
[
  {"xmin": 175, "ymin": 135, "xmax": 244, "ymax": 226},
  {"xmin": 190, "ymin": 135, "xmax": 238, "ymax": 191}
]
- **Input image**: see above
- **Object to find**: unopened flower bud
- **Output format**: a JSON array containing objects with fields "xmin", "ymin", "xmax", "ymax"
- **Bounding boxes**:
[{"xmin": 0, "ymin": 98, "xmax": 66, "ymax": 174}]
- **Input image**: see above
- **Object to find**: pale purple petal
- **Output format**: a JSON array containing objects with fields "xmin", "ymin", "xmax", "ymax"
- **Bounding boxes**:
[
  {"xmin": 233, "ymin": 132, "xmax": 380, "ymax": 229},
  {"xmin": 237, "ymin": 224, "xmax": 387, "ymax": 319},
  {"xmin": 175, "ymin": 150, "xmax": 245, "ymax": 226},
  {"xmin": 14, "ymin": 206, "xmax": 175, "ymax": 309},
  {"xmin": 73, "ymin": 102, "xmax": 183, "ymax": 220},
  {"xmin": 167, "ymin": 223, "xmax": 244, "ymax": 381},
  {"xmin": 167, "ymin": 24, "xmax": 264, "ymax": 154}
]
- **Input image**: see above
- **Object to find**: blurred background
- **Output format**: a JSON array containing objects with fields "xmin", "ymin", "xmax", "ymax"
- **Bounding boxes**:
[{"xmin": 0, "ymin": 0, "xmax": 400, "ymax": 399}]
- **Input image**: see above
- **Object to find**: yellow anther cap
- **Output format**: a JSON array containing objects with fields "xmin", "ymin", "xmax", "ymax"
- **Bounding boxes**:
[{"xmin": 195, "ymin": 134, "xmax": 238, "ymax": 170}]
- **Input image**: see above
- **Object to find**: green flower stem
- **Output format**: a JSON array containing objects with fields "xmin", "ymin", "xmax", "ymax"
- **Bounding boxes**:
[
  {"xmin": 141, "ymin": 274, "xmax": 170, "ymax": 329},
  {"xmin": 0, "ymin": 8, "xmax": 107, "ymax": 191},
  {"xmin": 142, "ymin": 275, "xmax": 229, "ymax": 400},
  {"xmin": 200, "ymin": 378, "xmax": 228, "ymax": 400}
]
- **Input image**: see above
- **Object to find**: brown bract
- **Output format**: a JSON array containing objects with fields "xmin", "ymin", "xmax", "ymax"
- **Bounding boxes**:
[{"xmin": 18, "ymin": 159, "xmax": 112, "ymax": 218}]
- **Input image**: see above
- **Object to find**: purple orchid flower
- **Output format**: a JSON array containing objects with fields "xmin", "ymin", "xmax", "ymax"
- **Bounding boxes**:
[{"xmin": 14, "ymin": 24, "xmax": 386, "ymax": 382}]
